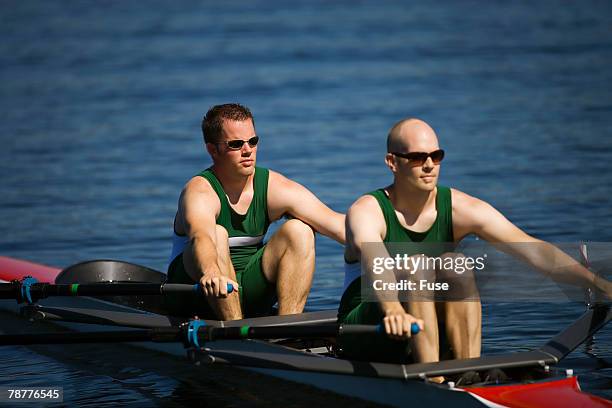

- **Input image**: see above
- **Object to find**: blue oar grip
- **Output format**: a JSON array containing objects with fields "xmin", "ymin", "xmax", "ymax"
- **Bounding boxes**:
[
  {"xmin": 376, "ymin": 322, "xmax": 420, "ymax": 335},
  {"xmin": 193, "ymin": 283, "xmax": 234, "ymax": 294}
]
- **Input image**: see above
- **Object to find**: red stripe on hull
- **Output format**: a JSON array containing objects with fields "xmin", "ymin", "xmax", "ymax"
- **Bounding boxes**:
[
  {"xmin": 467, "ymin": 376, "xmax": 612, "ymax": 407},
  {"xmin": 0, "ymin": 256, "xmax": 61, "ymax": 283}
]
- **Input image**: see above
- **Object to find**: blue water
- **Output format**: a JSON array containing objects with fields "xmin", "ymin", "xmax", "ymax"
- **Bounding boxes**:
[{"xmin": 1, "ymin": 0, "xmax": 611, "ymax": 405}]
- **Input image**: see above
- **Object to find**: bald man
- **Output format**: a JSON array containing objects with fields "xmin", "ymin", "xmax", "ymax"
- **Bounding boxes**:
[{"xmin": 339, "ymin": 118, "xmax": 611, "ymax": 379}]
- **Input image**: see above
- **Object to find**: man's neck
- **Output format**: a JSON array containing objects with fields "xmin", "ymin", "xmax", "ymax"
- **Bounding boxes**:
[
  {"xmin": 211, "ymin": 165, "xmax": 253, "ymax": 204},
  {"xmin": 387, "ymin": 182, "xmax": 436, "ymax": 217}
]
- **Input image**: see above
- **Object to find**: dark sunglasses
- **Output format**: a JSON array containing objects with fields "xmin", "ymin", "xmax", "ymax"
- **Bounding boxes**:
[
  {"xmin": 391, "ymin": 149, "xmax": 445, "ymax": 165},
  {"xmin": 220, "ymin": 136, "xmax": 259, "ymax": 150}
]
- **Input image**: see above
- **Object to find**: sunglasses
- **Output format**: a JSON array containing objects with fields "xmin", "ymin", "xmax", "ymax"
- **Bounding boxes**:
[
  {"xmin": 220, "ymin": 136, "xmax": 259, "ymax": 150},
  {"xmin": 391, "ymin": 149, "xmax": 445, "ymax": 165}
]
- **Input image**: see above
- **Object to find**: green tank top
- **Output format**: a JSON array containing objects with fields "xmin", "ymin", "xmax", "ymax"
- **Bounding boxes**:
[
  {"xmin": 199, "ymin": 167, "xmax": 270, "ymax": 274},
  {"xmin": 338, "ymin": 186, "xmax": 454, "ymax": 318},
  {"xmin": 370, "ymin": 185, "xmax": 454, "ymax": 245}
]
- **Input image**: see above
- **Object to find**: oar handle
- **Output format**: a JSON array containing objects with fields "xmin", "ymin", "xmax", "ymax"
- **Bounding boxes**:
[
  {"xmin": 378, "ymin": 322, "xmax": 420, "ymax": 335},
  {"xmin": 188, "ymin": 283, "xmax": 234, "ymax": 295},
  {"xmin": 340, "ymin": 323, "xmax": 419, "ymax": 335}
]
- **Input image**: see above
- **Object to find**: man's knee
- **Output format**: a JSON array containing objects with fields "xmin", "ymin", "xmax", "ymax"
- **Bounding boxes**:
[
  {"xmin": 437, "ymin": 252, "xmax": 479, "ymax": 301},
  {"xmin": 279, "ymin": 219, "xmax": 315, "ymax": 253},
  {"xmin": 395, "ymin": 254, "xmax": 434, "ymax": 281},
  {"xmin": 393, "ymin": 255, "xmax": 436, "ymax": 302}
]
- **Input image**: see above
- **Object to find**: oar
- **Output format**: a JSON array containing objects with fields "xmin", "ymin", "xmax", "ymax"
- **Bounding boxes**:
[
  {"xmin": 0, "ymin": 322, "xmax": 420, "ymax": 347},
  {"xmin": 0, "ymin": 278, "xmax": 234, "ymax": 305}
]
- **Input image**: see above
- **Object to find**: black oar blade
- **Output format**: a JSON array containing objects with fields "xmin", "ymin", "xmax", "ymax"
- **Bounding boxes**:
[{"xmin": 0, "ymin": 330, "xmax": 151, "ymax": 345}]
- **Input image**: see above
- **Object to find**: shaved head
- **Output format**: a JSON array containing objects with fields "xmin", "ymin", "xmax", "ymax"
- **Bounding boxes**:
[{"xmin": 387, "ymin": 118, "xmax": 439, "ymax": 153}]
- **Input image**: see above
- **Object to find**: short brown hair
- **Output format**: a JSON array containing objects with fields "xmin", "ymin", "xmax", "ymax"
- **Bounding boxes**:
[{"xmin": 201, "ymin": 103, "xmax": 255, "ymax": 144}]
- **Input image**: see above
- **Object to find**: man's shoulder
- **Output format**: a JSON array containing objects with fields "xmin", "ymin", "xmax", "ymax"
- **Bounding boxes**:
[
  {"xmin": 264, "ymin": 170, "xmax": 303, "ymax": 214},
  {"xmin": 346, "ymin": 194, "xmax": 385, "ymax": 242},
  {"xmin": 175, "ymin": 174, "xmax": 221, "ymax": 229},
  {"xmin": 266, "ymin": 168, "xmax": 282, "ymax": 181},
  {"xmin": 348, "ymin": 194, "xmax": 382, "ymax": 217},
  {"xmin": 181, "ymin": 175, "xmax": 218, "ymax": 204},
  {"xmin": 185, "ymin": 173, "xmax": 213, "ymax": 191},
  {"xmin": 449, "ymin": 187, "xmax": 496, "ymax": 227},
  {"xmin": 449, "ymin": 187, "xmax": 485, "ymax": 208},
  {"xmin": 267, "ymin": 169, "xmax": 301, "ymax": 192}
]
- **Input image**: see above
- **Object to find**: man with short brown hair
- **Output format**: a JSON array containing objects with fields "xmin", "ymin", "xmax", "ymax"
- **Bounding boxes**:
[{"xmin": 168, "ymin": 103, "xmax": 344, "ymax": 320}]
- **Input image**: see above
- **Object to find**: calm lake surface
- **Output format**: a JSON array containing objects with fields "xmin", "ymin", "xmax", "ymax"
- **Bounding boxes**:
[{"xmin": 1, "ymin": 1, "xmax": 611, "ymax": 405}]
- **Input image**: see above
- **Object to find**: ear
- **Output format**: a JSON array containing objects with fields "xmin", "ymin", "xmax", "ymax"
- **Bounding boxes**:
[
  {"xmin": 385, "ymin": 153, "xmax": 397, "ymax": 172},
  {"xmin": 205, "ymin": 142, "xmax": 219, "ymax": 158}
]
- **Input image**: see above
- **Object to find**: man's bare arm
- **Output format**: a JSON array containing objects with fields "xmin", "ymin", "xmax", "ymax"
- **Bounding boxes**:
[
  {"xmin": 452, "ymin": 189, "xmax": 611, "ymax": 298},
  {"xmin": 180, "ymin": 177, "xmax": 239, "ymax": 295},
  {"xmin": 267, "ymin": 171, "xmax": 345, "ymax": 244},
  {"xmin": 345, "ymin": 195, "xmax": 386, "ymax": 261},
  {"xmin": 346, "ymin": 196, "xmax": 424, "ymax": 337}
]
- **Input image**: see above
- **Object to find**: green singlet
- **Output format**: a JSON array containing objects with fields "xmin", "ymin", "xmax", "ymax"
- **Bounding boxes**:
[
  {"xmin": 165, "ymin": 166, "xmax": 276, "ymax": 318},
  {"xmin": 337, "ymin": 186, "xmax": 454, "ymax": 362}
]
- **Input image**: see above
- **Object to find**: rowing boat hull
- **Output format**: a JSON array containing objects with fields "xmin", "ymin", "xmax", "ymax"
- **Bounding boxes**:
[{"xmin": 1, "ymin": 256, "xmax": 610, "ymax": 407}]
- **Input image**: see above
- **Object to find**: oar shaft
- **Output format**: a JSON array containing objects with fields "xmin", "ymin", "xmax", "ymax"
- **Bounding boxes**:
[
  {"xmin": 0, "ymin": 283, "xmax": 168, "ymax": 301},
  {"xmin": 204, "ymin": 324, "xmax": 341, "ymax": 341},
  {"xmin": 203, "ymin": 322, "xmax": 419, "ymax": 341},
  {"xmin": 49, "ymin": 283, "xmax": 164, "ymax": 296},
  {"xmin": 0, "ymin": 330, "xmax": 153, "ymax": 345},
  {"xmin": 0, "ymin": 327, "xmax": 185, "ymax": 345},
  {"xmin": 0, "ymin": 283, "xmax": 18, "ymax": 297},
  {"xmin": 0, "ymin": 322, "xmax": 414, "ymax": 346},
  {"xmin": 0, "ymin": 281, "xmax": 234, "ymax": 303}
]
